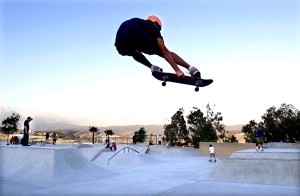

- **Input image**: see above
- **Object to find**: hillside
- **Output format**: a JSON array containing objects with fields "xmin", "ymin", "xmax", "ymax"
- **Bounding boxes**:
[
  {"xmin": 225, "ymin": 124, "xmax": 243, "ymax": 134},
  {"xmin": 31, "ymin": 123, "xmax": 243, "ymax": 136}
]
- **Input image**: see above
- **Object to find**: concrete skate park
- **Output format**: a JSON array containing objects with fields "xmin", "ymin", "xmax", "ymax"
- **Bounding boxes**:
[{"xmin": 0, "ymin": 142, "xmax": 299, "ymax": 196}]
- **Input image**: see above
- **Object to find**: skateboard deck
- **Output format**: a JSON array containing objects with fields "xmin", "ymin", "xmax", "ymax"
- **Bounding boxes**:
[{"xmin": 152, "ymin": 70, "xmax": 213, "ymax": 92}]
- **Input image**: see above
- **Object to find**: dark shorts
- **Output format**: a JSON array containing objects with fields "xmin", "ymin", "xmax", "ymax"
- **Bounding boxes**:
[
  {"xmin": 256, "ymin": 137, "xmax": 264, "ymax": 144},
  {"xmin": 114, "ymin": 23, "xmax": 135, "ymax": 56},
  {"xmin": 115, "ymin": 19, "xmax": 160, "ymax": 56}
]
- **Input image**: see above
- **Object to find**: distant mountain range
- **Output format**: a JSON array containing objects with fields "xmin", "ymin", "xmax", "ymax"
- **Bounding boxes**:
[
  {"xmin": 0, "ymin": 106, "xmax": 243, "ymax": 135},
  {"xmin": 31, "ymin": 120, "xmax": 243, "ymax": 136},
  {"xmin": 31, "ymin": 122, "xmax": 165, "ymax": 136}
]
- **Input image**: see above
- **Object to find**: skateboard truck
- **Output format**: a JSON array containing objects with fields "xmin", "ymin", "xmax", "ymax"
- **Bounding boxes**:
[
  {"xmin": 162, "ymin": 75, "xmax": 169, "ymax": 86},
  {"xmin": 194, "ymin": 80, "xmax": 203, "ymax": 92}
]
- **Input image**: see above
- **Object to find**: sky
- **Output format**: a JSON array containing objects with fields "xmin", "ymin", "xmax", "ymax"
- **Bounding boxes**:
[{"xmin": 0, "ymin": 0, "xmax": 299, "ymax": 128}]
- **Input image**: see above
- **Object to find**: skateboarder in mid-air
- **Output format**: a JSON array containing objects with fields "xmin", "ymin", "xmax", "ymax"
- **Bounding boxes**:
[{"xmin": 115, "ymin": 16, "xmax": 201, "ymax": 79}]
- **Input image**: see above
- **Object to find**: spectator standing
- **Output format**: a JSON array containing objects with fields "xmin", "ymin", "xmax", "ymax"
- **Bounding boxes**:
[
  {"xmin": 46, "ymin": 132, "xmax": 50, "ymax": 142},
  {"xmin": 22, "ymin": 117, "xmax": 33, "ymax": 146},
  {"xmin": 52, "ymin": 132, "xmax": 57, "ymax": 145},
  {"xmin": 158, "ymin": 135, "xmax": 162, "ymax": 145}
]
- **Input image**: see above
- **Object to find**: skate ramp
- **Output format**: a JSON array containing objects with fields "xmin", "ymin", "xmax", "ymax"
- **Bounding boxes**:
[
  {"xmin": 207, "ymin": 148, "xmax": 300, "ymax": 186},
  {"xmin": 0, "ymin": 146, "xmax": 115, "ymax": 186},
  {"xmin": 125, "ymin": 144, "xmax": 150, "ymax": 154},
  {"xmin": 108, "ymin": 153, "xmax": 163, "ymax": 165},
  {"xmin": 74, "ymin": 143, "xmax": 93, "ymax": 149},
  {"xmin": 91, "ymin": 146, "xmax": 162, "ymax": 165},
  {"xmin": 86, "ymin": 147, "xmax": 112, "ymax": 161}
]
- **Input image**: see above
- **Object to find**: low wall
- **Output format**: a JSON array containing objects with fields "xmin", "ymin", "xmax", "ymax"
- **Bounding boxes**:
[
  {"xmin": 200, "ymin": 142, "xmax": 300, "ymax": 157},
  {"xmin": 265, "ymin": 142, "xmax": 300, "ymax": 148},
  {"xmin": 199, "ymin": 142, "xmax": 255, "ymax": 157}
]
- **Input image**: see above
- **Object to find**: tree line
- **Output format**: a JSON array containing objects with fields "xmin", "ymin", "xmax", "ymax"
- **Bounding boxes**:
[
  {"xmin": 163, "ymin": 104, "xmax": 237, "ymax": 148},
  {"xmin": 242, "ymin": 103, "xmax": 300, "ymax": 143},
  {"xmin": 164, "ymin": 103, "xmax": 300, "ymax": 147}
]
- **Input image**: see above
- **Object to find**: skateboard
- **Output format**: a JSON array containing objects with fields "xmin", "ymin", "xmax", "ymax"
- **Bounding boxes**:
[{"xmin": 152, "ymin": 70, "xmax": 213, "ymax": 92}]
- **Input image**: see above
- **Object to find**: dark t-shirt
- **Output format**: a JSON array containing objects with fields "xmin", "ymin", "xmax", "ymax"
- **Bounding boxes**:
[
  {"xmin": 115, "ymin": 18, "xmax": 163, "ymax": 55},
  {"xmin": 24, "ymin": 120, "xmax": 29, "ymax": 134},
  {"xmin": 256, "ymin": 129, "xmax": 264, "ymax": 137}
]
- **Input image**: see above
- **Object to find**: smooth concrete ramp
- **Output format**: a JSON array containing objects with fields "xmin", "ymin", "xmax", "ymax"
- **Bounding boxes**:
[
  {"xmin": 0, "ymin": 146, "xmax": 115, "ymax": 186},
  {"xmin": 90, "ymin": 146, "xmax": 160, "ymax": 165},
  {"xmin": 207, "ymin": 148, "xmax": 300, "ymax": 186}
]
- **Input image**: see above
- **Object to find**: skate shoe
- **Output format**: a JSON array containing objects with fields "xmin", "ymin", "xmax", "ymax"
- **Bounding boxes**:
[
  {"xmin": 188, "ymin": 66, "xmax": 201, "ymax": 78},
  {"xmin": 151, "ymin": 65, "xmax": 163, "ymax": 72}
]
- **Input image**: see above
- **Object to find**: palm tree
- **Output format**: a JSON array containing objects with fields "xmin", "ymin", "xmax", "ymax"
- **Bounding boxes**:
[
  {"xmin": 89, "ymin": 126, "xmax": 99, "ymax": 144},
  {"xmin": 104, "ymin": 129, "xmax": 114, "ymax": 140}
]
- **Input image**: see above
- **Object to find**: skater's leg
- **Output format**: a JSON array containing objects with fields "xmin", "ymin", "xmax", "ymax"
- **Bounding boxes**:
[
  {"xmin": 170, "ymin": 52, "xmax": 201, "ymax": 77},
  {"xmin": 132, "ymin": 51, "xmax": 152, "ymax": 68}
]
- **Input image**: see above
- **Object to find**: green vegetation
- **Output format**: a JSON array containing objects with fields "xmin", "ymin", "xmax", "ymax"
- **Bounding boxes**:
[
  {"xmin": 133, "ymin": 127, "xmax": 147, "ymax": 143},
  {"xmin": 242, "ymin": 103, "xmax": 300, "ymax": 143},
  {"xmin": 164, "ymin": 104, "xmax": 237, "ymax": 148},
  {"xmin": 1, "ymin": 113, "xmax": 21, "ymax": 145}
]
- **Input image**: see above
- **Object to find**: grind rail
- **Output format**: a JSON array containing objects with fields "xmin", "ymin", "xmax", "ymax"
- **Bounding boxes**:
[{"xmin": 108, "ymin": 147, "xmax": 140, "ymax": 165}]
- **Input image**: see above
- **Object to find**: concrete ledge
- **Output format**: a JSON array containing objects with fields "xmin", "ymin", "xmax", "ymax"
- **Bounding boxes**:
[
  {"xmin": 230, "ymin": 149, "xmax": 300, "ymax": 159},
  {"xmin": 200, "ymin": 142, "xmax": 300, "ymax": 157},
  {"xmin": 207, "ymin": 148, "xmax": 300, "ymax": 186},
  {"xmin": 265, "ymin": 142, "xmax": 300, "ymax": 149}
]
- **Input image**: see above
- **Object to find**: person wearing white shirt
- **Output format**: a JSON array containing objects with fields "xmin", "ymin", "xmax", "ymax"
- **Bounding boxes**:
[{"xmin": 209, "ymin": 144, "xmax": 216, "ymax": 162}]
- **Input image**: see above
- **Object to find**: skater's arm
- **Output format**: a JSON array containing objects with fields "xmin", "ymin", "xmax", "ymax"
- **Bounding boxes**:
[
  {"xmin": 170, "ymin": 52, "xmax": 190, "ymax": 69},
  {"xmin": 157, "ymin": 38, "xmax": 184, "ymax": 78}
]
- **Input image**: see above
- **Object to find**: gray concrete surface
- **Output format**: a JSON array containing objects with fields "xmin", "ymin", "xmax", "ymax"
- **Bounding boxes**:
[{"xmin": 207, "ymin": 149, "xmax": 300, "ymax": 186}]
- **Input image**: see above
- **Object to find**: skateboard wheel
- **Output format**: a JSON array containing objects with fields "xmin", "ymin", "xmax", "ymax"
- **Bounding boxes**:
[
  {"xmin": 195, "ymin": 87, "xmax": 199, "ymax": 92},
  {"xmin": 162, "ymin": 82, "xmax": 166, "ymax": 86}
]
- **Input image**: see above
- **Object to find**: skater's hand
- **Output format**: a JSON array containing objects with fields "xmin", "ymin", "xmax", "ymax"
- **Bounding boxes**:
[{"xmin": 176, "ymin": 70, "xmax": 184, "ymax": 79}]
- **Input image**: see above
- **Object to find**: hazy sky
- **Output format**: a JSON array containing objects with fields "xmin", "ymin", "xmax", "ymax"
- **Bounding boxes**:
[{"xmin": 1, "ymin": 0, "xmax": 299, "ymax": 127}]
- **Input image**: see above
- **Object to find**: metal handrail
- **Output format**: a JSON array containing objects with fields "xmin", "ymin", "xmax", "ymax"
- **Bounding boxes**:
[{"xmin": 108, "ymin": 147, "xmax": 139, "ymax": 165}]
